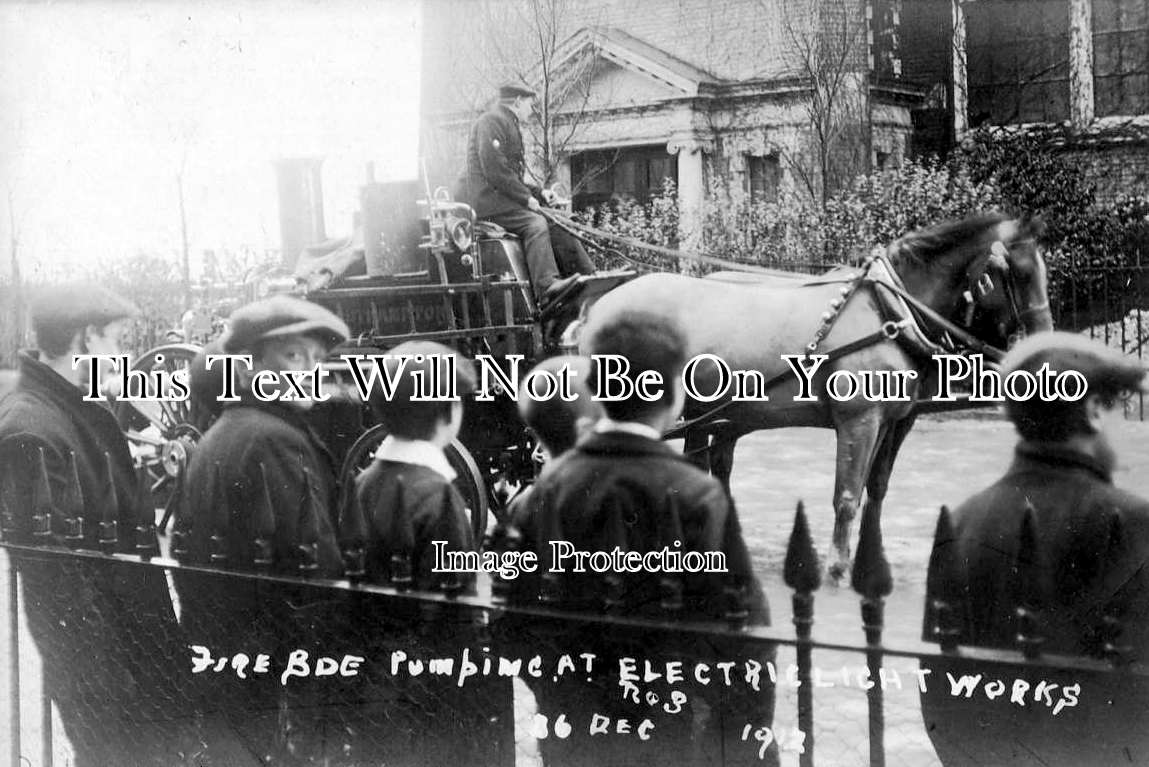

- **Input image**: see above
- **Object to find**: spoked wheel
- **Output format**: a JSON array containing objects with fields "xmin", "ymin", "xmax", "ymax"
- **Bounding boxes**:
[
  {"xmin": 338, "ymin": 424, "xmax": 490, "ymax": 543},
  {"xmin": 113, "ymin": 343, "xmax": 208, "ymax": 530}
]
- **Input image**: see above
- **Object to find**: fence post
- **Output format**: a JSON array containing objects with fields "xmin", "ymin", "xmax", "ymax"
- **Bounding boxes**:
[
  {"xmin": 253, "ymin": 463, "xmax": 277, "ymax": 571},
  {"xmin": 296, "ymin": 469, "xmax": 320, "ymax": 576},
  {"xmin": 32, "ymin": 448, "xmax": 54, "ymax": 544},
  {"xmin": 339, "ymin": 473, "xmax": 367, "ymax": 582},
  {"xmin": 389, "ymin": 478, "xmax": 414, "ymax": 589},
  {"xmin": 783, "ymin": 502, "xmax": 820, "ymax": 767},
  {"xmin": 98, "ymin": 453, "xmax": 120, "ymax": 554},
  {"xmin": 6, "ymin": 550, "xmax": 20, "ymax": 767},
  {"xmin": 1013, "ymin": 505, "xmax": 1045, "ymax": 660},
  {"xmin": 851, "ymin": 501, "xmax": 893, "ymax": 767},
  {"xmin": 927, "ymin": 506, "xmax": 962, "ymax": 651},
  {"xmin": 658, "ymin": 490, "xmax": 685, "ymax": 616},
  {"xmin": 40, "ymin": 666, "xmax": 51, "ymax": 767},
  {"xmin": 63, "ymin": 452, "xmax": 85, "ymax": 548},
  {"xmin": 134, "ymin": 464, "xmax": 158, "ymax": 559}
]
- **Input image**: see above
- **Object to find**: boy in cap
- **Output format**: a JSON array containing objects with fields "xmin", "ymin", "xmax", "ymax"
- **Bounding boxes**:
[
  {"xmin": 179, "ymin": 294, "xmax": 348, "ymax": 574},
  {"xmin": 353, "ymin": 340, "xmax": 478, "ymax": 589},
  {"xmin": 517, "ymin": 311, "xmax": 776, "ymax": 767},
  {"xmin": 173, "ymin": 295, "xmax": 352, "ymax": 764},
  {"xmin": 0, "ymin": 283, "xmax": 193, "ymax": 764},
  {"xmin": 921, "ymin": 331, "xmax": 1149, "ymax": 766},
  {"xmin": 454, "ymin": 83, "xmax": 593, "ymax": 307}
]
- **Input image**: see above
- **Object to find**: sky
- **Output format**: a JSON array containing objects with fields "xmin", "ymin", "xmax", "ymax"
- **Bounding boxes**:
[{"xmin": 0, "ymin": 0, "xmax": 422, "ymax": 280}]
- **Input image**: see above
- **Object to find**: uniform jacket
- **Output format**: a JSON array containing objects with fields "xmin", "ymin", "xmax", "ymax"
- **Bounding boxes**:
[
  {"xmin": 178, "ymin": 399, "xmax": 343, "ymax": 576},
  {"xmin": 923, "ymin": 441, "xmax": 1149, "ymax": 658},
  {"xmin": 517, "ymin": 430, "xmax": 770, "ymax": 624},
  {"xmin": 455, "ymin": 104, "xmax": 540, "ymax": 217},
  {"xmin": 354, "ymin": 459, "xmax": 475, "ymax": 590}
]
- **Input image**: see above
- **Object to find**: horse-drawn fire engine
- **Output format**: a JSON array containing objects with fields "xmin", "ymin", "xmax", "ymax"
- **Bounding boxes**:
[{"xmin": 116, "ymin": 167, "xmax": 634, "ymax": 540}]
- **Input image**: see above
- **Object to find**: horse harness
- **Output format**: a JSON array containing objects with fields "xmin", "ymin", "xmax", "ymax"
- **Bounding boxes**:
[{"xmin": 540, "ymin": 208, "xmax": 1033, "ymax": 439}]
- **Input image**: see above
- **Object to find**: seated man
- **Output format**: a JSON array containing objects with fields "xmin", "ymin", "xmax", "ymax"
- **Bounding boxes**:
[
  {"xmin": 455, "ymin": 82, "xmax": 594, "ymax": 306},
  {"xmin": 354, "ymin": 340, "xmax": 478, "ymax": 589},
  {"xmin": 921, "ymin": 332, "xmax": 1149, "ymax": 766}
]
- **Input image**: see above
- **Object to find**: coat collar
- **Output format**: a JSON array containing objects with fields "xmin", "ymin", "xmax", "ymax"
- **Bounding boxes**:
[
  {"xmin": 577, "ymin": 429, "xmax": 681, "ymax": 460},
  {"xmin": 17, "ymin": 352, "xmax": 92, "ymax": 414},
  {"xmin": 1011, "ymin": 441, "xmax": 1112, "ymax": 483}
]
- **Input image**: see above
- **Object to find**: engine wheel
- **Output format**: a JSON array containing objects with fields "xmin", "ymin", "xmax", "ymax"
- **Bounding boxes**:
[
  {"xmin": 338, "ymin": 424, "xmax": 490, "ymax": 544},
  {"xmin": 113, "ymin": 343, "xmax": 208, "ymax": 530}
]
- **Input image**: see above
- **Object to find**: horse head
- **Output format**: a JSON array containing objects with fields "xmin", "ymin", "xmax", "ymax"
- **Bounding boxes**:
[
  {"xmin": 964, "ymin": 215, "xmax": 1053, "ymax": 349},
  {"xmin": 888, "ymin": 213, "xmax": 1054, "ymax": 352}
]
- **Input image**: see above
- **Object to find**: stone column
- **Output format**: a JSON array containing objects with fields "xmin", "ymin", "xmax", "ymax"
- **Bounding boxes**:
[
  {"xmin": 667, "ymin": 138, "xmax": 709, "ymax": 258},
  {"xmin": 951, "ymin": 0, "xmax": 969, "ymax": 136},
  {"xmin": 1069, "ymin": 0, "xmax": 1095, "ymax": 127}
]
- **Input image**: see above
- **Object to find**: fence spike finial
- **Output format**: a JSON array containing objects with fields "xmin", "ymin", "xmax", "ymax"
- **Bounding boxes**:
[
  {"xmin": 62, "ymin": 451, "xmax": 86, "ymax": 547},
  {"xmin": 208, "ymin": 461, "xmax": 229, "ymax": 565},
  {"xmin": 134, "ymin": 463, "xmax": 158, "ymax": 558},
  {"xmin": 784, "ymin": 501, "xmax": 821, "ymax": 593},
  {"xmin": 339, "ymin": 483, "xmax": 367, "ymax": 581},
  {"xmin": 926, "ymin": 505, "xmax": 962, "ymax": 650},
  {"xmin": 436, "ymin": 487, "xmax": 464, "ymax": 598},
  {"xmin": 252, "ymin": 463, "xmax": 277, "ymax": 570},
  {"xmin": 538, "ymin": 486, "xmax": 565, "ymax": 606},
  {"xmin": 31, "ymin": 447, "xmax": 55, "ymax": 543},
  {"xmin": 98, "ymin": 452, "xmax": 120, "ymax": 553},
  {"xmin": 850, "ymin": 502, "xmax": 893, "ymax": 600},
  {"xmin": 296, "ymin": 467, "xmax": 320, "ymax": 575},
  {"xmin": 659, "ymin": 489, "xmax": 686, "ymax": 616},
  {"xmin": 1014, "ymin": 503, "xmax": 1045, "ymax": 659},
  {"xmin": 389, "ymin": 477, "xmax": 414, "ymax": 588},
  {"xmin": 601, "ymin": 495, "xmax": 628, "ymax": 612}
]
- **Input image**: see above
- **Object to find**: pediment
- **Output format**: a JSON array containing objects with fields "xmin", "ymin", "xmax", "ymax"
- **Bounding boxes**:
[{"xmin": 543, "ymin": 27, "xmax": 719, "ymax": 115}]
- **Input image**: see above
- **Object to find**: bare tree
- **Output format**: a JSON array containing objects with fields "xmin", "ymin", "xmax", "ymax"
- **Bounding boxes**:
[
  {"xmin": 780, "ymin": 0, "xmax": 869, "ymax": 208},
  {"xmin": 429, "ymin": 0, "xmax": 608, "ymax": 194}
]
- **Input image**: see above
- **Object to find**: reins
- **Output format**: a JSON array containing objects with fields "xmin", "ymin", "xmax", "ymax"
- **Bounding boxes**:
[{"xmin": 541, "ymin": 209, "xmax": 1024, "ymax": 442}]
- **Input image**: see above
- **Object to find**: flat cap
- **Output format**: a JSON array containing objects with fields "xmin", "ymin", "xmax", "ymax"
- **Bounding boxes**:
[
  {"xmin": 222, "ymin": 295, "xmax": 349, "ymax": 354},
  {"xmin": 372, "ymin": 341, "xmax": 476, "ymax": 404},
  {"xmin": 1002, "ymin": 331, "xmax": 1149, "ymax": 400},
  {"xmin": 30, "ymin": 283, "xmax": 138, "ymax": 330},
  {"xmin": 498, "ymin": 82, "xmax": 537, "ymax": 100}
]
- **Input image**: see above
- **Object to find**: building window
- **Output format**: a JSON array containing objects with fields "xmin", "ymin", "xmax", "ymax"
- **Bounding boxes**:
[
  {"xmin": 1094, "ymin": 0, "xmax": 1149, "ymax": 117},
  {"xmin": 872, "ymin": 0, "xmax": 903, "ymax": 81},
  {"xmin": 570, "ymin": 145, "xmax": 677, "ymax": 210},
  {"xmin": 746, "ymin": 154, "xmax": 781, "ymax": 204},
  {"xmin": 966, "ymin": 0, "xmax": 1070, "ymax": 125}
]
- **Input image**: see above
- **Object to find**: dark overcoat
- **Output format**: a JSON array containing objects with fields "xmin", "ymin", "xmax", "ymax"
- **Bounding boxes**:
[
  {"xmin": 0, "ymin": 354, "xmax": 190, "ymax": 765},
  {"xmin": 455, "ymin": 104, "xmax": 538, "ymax": 217},
  {"xmin": 177, "ymin": 399, "xmax": 343, "ymax": 575},
  {"xmin": 921, "ymin": 442, "xmax": 1149, "ymax": 766}
]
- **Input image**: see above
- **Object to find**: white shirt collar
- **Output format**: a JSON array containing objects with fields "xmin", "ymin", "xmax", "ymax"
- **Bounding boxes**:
[
  {"xmin": 372, "ymin": 435, "xmax": 457, "ymax": 482},
  {"xmin": 594, "ymin": 417, "xmax": 662, "ymax": 442}
]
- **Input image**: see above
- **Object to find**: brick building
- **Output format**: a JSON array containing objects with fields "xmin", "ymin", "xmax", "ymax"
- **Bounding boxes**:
[
  {"xmin": 900, "ymin": 0, "xmax": 1149, "ymax": 200},
  {"xmin": 420, "ymin": 0, "xmax": 925, "ymax": 234}
]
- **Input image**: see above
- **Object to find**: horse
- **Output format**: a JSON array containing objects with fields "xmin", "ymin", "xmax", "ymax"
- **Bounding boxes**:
[{"xmin": 581, "ymin": 212, "xmax": 1053, "ymax": 580}]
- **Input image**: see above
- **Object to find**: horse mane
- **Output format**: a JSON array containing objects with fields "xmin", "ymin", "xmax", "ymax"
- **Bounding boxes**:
[{"xmin": 889, "ymin": 212, "xmax": 1011, "ymax": 268}]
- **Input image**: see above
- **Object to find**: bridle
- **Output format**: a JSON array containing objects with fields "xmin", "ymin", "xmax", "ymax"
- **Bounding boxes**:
[{"xmin": 960, "ymin": 236, "xmax": 1047, "ymax": 346}]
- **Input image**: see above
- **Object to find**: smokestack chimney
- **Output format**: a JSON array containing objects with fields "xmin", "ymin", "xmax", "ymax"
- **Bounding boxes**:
[{"xmin": 274, "ymin": 158, "xmax": 327, "ymax": 269}]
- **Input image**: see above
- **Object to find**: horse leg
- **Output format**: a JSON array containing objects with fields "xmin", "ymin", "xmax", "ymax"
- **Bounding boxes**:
[
  {"xmin": 828, "ymin": 412, "xmax": 885, "ymax": 583},
  {"xmin": 684, "ymin": 428, "xmax": 711, "ymax": 473},
  {"xmin": 709, "ymin": 429, "xmax": 738, "ymax": 499},
  {"xmin": 861, "ymin": 414, "xmax": 918, "ymax": 538}
]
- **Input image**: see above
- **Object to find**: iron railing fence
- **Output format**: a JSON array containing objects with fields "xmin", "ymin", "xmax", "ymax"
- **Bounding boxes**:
[
  {"xmin": 1051, "ymin": 258, "xmax": 1149, "ymax": 419},
  {"xmin": 2, "ymin": 499, "xmax": 1145, "ymax": 767}
]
